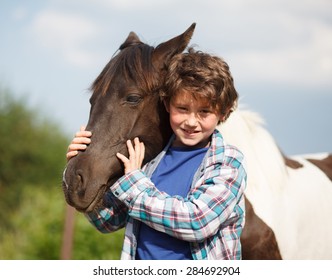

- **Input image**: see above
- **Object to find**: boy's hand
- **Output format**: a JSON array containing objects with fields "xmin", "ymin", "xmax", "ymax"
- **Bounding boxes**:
[
  {"xmin": 66, "ymin": 126, "xmax": 92, "ymax": 161},
  {"xmin": 116, "ymin": 137, "xmax": 145, "ymax": 174}
]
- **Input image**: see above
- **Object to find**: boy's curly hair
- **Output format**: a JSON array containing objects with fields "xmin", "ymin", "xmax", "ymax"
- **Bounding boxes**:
[{"xmin": 160, "ymin": 48, "xmax": 238, "ymax": 122}]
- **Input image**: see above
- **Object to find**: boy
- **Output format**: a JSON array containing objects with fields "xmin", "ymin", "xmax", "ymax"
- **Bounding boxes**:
[{"xmin": 66, "ymin": 48, "xmax": 247, "ymax": 260}]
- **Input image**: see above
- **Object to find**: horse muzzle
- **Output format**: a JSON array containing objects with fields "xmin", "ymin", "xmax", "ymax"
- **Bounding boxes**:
[{"xmin": 62, "ymin": 166, "xmax": 106, "ymax": 212}]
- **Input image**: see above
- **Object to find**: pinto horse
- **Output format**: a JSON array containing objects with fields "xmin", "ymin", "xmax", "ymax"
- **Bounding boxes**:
[
  {"xmin": 220, "ymin": 110, "xmax": 332, "ymax": 259},
  {"xmin": 62, "ymin": 23, "xmax": 332, "ymax": 259}
]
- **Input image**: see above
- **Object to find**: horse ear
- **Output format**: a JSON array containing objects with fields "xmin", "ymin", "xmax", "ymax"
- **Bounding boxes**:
[
  {"xmin": 119, "ymin": 32, "xmax": 142, "ymax": 50},
  {"xmin": 152, "ymin": 23, "xmax": 196, "ymax": 70}
]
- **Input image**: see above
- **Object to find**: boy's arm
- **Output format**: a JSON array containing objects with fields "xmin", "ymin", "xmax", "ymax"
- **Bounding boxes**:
[
  {"xmin": 109, "ymin": 148, "xmax": 246, "ymax": 242},
  {"xmin": 84, "ymin": 191, "xmax": 128, "ymax": 233}
]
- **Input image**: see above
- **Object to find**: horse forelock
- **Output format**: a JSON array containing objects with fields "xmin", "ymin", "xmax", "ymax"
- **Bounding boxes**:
[{"xmin": 91, "ymin": 44, "xmax": 160, "ymax": 98}]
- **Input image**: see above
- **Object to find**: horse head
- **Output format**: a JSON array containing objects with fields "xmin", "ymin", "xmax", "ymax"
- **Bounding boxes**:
[{"xmin": 63, "ymin": 23, "xmax": 196, "ymax": 212}]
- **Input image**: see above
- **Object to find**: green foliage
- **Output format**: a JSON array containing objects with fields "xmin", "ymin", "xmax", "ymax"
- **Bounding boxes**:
[
  {"xmin": 0, "ymin": 88, "xmax": 68, "ymax": 229},
  {"xmin": 0, "ymin": 87, "xmax": 123, "ymax": 259},
  {"xmin": 73, "ymin": 214, "xmax": 124, "ymax": 260},
  {"xmin": 0, "ymin": 184, "xmax": 65, "ymax": 259},
  {"xmin": 0, "ymin": 88, "xmax": 67, "ymax": 188},
  {"xmin": 0, "ymin": 184, "xmax": 123, "ymax": 259}
]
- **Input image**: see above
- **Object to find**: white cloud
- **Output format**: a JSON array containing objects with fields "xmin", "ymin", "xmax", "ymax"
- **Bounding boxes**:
[
  {"xmin": 24, "ymin": 1, "xmax": 332, "ymax": 87},
  {"xmin": 215, "ymin": 1, "xmax": 332, "ymax": 88},
  {"xmin": 30, "ymin": 9, "xmax": 102, "ymax": 68}
]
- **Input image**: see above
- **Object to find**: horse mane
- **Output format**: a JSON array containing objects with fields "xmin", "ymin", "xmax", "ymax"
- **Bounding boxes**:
[
  {"xmin": 218, "ymin": 108, "xmax": 288, "ymax": 197},
  {"xmin": 91, "ymin": 43, "xmax": 161, "ymax": 97}
]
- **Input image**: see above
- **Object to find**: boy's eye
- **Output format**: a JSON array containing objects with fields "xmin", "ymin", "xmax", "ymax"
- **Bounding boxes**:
[{"xmin": 177, "ymin": 106, "xmax": 188, "ymax": 111}]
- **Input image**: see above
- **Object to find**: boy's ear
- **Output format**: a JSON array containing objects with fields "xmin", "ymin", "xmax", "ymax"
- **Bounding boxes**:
[
  {"xmin": 163, "ymin": 100, "xmax": 170, "ymax": 113},
  {"xmin": 219, "ymin": 114, "xmax": 226, "ymax": 123}
]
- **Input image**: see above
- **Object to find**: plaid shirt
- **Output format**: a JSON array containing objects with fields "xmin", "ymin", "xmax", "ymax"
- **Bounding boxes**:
[{"xmin": 85, "ymin": 129, "xmax": 247, "ymax": 260}]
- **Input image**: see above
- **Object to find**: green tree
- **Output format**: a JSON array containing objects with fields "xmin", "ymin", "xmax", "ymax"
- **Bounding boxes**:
[
  {"xmin": 0, "ymin": 87, "xmax": 123, "ymax": 259},
  {"xmin": 0, "ymin": 88, "xmax": 68, "ymax": 227},
  {"xmin": 0, "ymin": 88, "xmax": 67, "ymax": 188}
]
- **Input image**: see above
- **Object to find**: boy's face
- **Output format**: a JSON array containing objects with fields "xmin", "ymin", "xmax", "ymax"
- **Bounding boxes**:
[{"xmin": 165, "ymin": 89, "xmax": 222, "ymax": 148}]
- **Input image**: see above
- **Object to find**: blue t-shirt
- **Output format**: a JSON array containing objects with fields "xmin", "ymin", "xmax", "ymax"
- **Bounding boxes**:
[{"xmin": 136, "ymin": 146, "xmax": 208, "ymax": 260}]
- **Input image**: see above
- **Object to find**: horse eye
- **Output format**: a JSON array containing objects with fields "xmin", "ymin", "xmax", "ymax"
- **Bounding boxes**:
[{"xmin": 126, "ymin": 95, "xmax": 142, "ymax": 104}]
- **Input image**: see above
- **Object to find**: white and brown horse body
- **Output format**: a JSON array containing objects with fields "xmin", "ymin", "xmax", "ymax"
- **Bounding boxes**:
[{"xmin": 220, "ymin": 109, "xmax": 332, "ymax": 259}]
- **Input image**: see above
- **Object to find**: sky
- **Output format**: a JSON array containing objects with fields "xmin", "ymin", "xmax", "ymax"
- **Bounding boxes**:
[{"xmin": 1, "ymin": 0, "xmax": 331, "ymax": 155}]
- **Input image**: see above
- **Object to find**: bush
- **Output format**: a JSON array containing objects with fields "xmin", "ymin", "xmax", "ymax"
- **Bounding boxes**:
[
  {"xmin": 0, "ymin": 87, "xmax": 123, "ymax": 259},
  {"xmin": 0, "ymin": 183, "xmax": 124, "ymax": 259}
]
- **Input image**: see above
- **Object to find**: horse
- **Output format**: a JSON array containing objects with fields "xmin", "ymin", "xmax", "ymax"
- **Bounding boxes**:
[
  {"xmin": 220, "ymin": 110, "xmax": 332, "ymax": 259},
  {"xmin": 62, "ymin": 23, "xmax": 332, "ymax": 259}
]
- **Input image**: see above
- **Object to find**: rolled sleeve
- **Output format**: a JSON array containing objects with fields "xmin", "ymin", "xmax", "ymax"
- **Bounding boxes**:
[{"xmin": 110, "ymin": 169, "xmax": 153, "ymax": 205}]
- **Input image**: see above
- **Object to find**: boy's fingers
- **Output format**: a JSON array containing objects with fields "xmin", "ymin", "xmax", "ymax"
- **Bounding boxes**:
[
  {"xmin": 134, "ymin": 137, "xmax": 140, "ymax": 146},
  {"xmin": 66, "ymin": 151, "xmax": 78, "ymax": 160},
  {"xmin": 134, "ymin": 138, "xmax": 140, "ymax": 163},
  {"xmin": 116, "ymin": 152, "xmax": 129, "ymax": 163},
  {"xmin": 68, "ymin": 144, "xmax": 87, "ymax": 152},
  {"xmin": 140, "ymin": 142, "xmax": 145, "ymax": 163},
  {"xmin": 72, "ymin": 137, "xmax": 91, "ymax": 144},
  {"xmin": 131, "ymin": 137, "xmax": 144, "ymax": 166},
  {"xmin": 66, "ymin": 126, "xmax": 91, "ymax": 162},
  {"xmin": 75, "ymin": 131, "xmax": 92, "ymax": 138},
  {"xmin": 117, "ymin": 138, "xmax": 145, "ymax": 174},
  {"xmin": 126, "ymin": 140, "xmax": 135, "ymax": 157}
]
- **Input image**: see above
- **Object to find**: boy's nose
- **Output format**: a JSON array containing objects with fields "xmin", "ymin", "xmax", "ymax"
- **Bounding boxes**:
[{"xmin": 186, "ymin": 113, "xmax": 198, "ymax": 126}]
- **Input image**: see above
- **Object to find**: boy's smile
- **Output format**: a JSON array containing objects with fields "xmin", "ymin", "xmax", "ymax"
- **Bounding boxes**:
[{"xmin": 165, "ymin": 89, "xmax": 222, "ymax": 148}]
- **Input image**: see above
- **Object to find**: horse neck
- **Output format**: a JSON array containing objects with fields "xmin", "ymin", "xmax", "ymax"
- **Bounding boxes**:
[{"xmin": 218, "ymin": 109, "xmax": 288, "ymax": 196}]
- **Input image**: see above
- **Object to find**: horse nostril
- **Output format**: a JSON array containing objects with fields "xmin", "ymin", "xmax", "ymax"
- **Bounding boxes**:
[{"xmin": 75, "ymin": 170, "xmax": 86, "ymax": 198}]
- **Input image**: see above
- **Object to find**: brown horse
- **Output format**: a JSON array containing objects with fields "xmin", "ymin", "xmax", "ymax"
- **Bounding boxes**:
[{"xmin": 62, "ymin": 23, "xmax": 332, "ymax": 259}]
